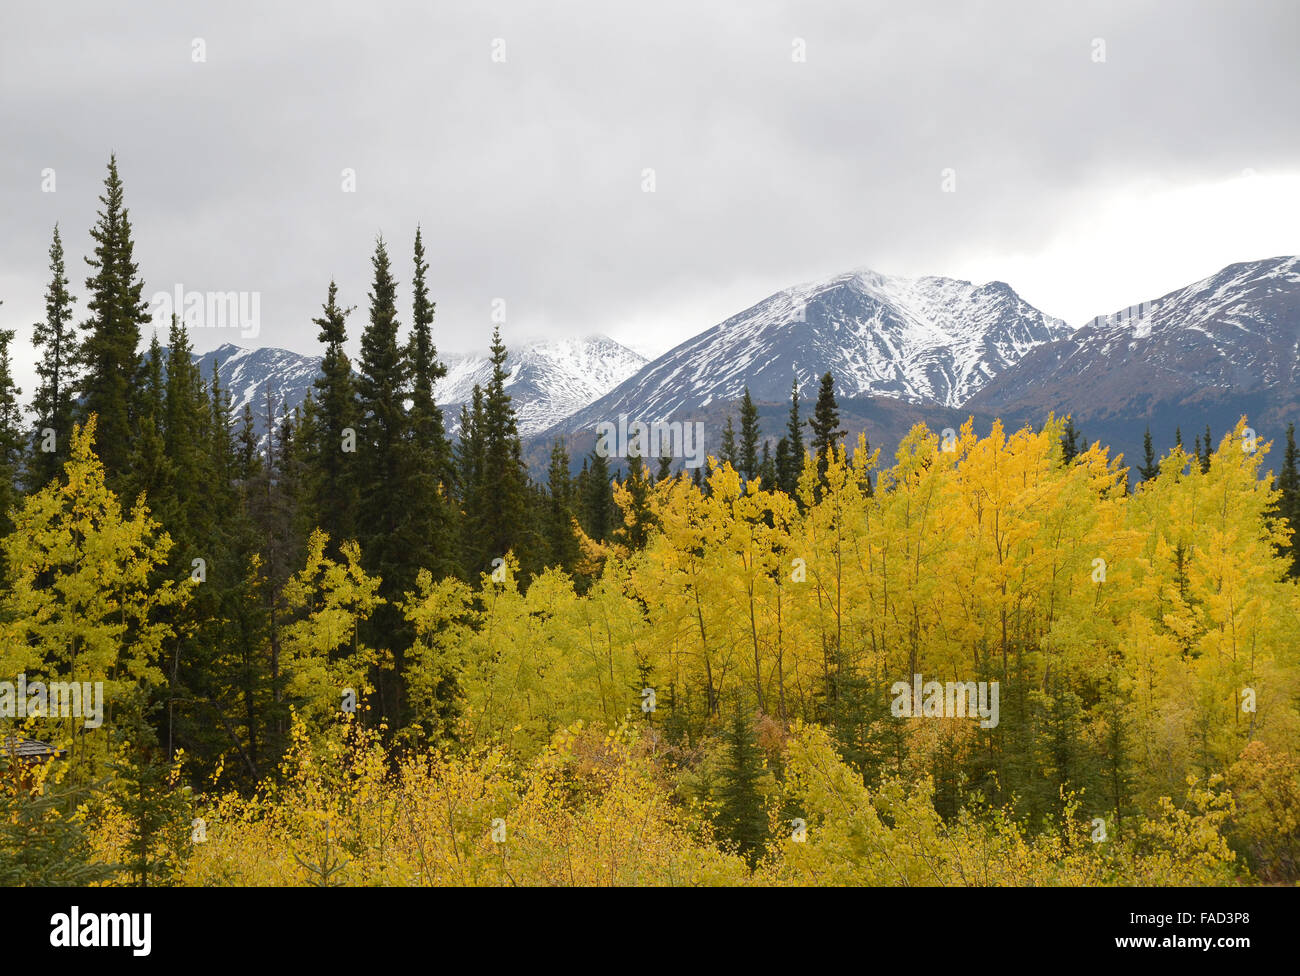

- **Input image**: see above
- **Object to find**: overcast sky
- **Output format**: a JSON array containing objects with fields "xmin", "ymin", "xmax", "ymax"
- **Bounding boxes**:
[{"xmin": 2, "ymin": 0, "xmax": 1298, "ymax": 393}]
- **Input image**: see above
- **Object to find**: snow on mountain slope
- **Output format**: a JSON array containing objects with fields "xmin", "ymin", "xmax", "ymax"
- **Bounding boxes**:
[
  {"xmin": 552, "ymin": 269, "xmax": 1071, "ymax": 438},
  {"xmin": 191, "ymin": 335, "xmax": 647, "ymax": 443},
  {"xmin": 439, "ymin": 335, "xmax": 648, "ymax": 437},
  {"xmin": 968, "ymin": 255, "xmax": 1300, "ymax": 416},
  {"xmin": 193, "ymin": 343, "xmax": 323, "ymax": 424}
]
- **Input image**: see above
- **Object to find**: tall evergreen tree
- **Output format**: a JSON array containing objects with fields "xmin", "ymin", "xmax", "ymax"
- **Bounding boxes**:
[
  {"xmin": 717, "ymin": 712, "xmax": 769, "ymax": 868},
  {"xmin": 158, "ymin": 342, "xmax": 233, "ymax": 775},
  {"xmin": 773, "ymin": 436, "xmax": 791, "ymax": 495},
  {"xmin": 127, "ymin": 331, "xmax": 169, "ymax": 508},
  {"xmin": 355, "ymin": 237, "xmax": 410, "ymax": 564},
  {"xmin": 0, "ymin": 327, "xmax": 24, "ymax": 544},
  {"xmin": 720, "ymin": 416, "xmax": 737, "ymax": 469},
  {"xmin": 160, "ymin": 318, "xmax": 208, "ymax": 540},
  {"xmin": 78, "ymin": 155, "xmax": 149, "ymax": 481},
  {"xmin": 738, "ymin": 387, "xmax": 760, "ymax": 481},
  {"xmin": 758, "ymin": 441, "xmax": 776, "ymax": 488},
  {"xmin": 778, "ymin": 378, "xmax": 805, "ymax": 497},
  {"xmin": 1137, "ymin": 425, "xmax": 1159, "ymax": 483},
  {"xmin": 248, "ymin": 391, "xmax": 307, "ymax": 748},
  {"xmin": 30, "ymin": 223, "xmax": 78, "ymax": 487},
  {"xmin": 356, "ymin": 237, "xmax": 416, "ymax": 724},
  {"xmin": 475, "ymin": 327, "xmax": 535, "ymax": 578},
  {"xmin": 1060, "ymin": 415, "xmax": 1082, "ymax": 463},
  {"xmin": 203, "ymin": 360, "xmax": 274, "ymax": 785},
  {"xmin": 656, "ymin": 452, "xmax": 673, "ymax": 482},
  {"xmin": 111, "ymin": 692, "xmax": 192, "ymax": 886},
  {"xmin": 1275, "ymin": 422, "xmax": 1300, "ymax": 578},
  {"xmin": 583, "ymin": 447, "xmax": 614, "ymax": 543},
  {"xmin": 809, "ymin": 371, "xmax": 843, "ymax": 482},
  {"xmin": 546, "ymin": 440, "xmax": 580, "ymax": 571},
  {"xmin": 456, "ymin": 389, "xmax": 487, "ymax": 569},
  {"xmin": 405, "ymin": 226, "xmax": 458, "ymax": 580},
  {"xmin": 308, "ymin": 280, "xmax": 358, "ymax": 548}
]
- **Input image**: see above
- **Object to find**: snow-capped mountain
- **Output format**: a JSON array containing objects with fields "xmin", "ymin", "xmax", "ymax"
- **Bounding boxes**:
[
  {"xmin": 189, "ymin": 335, "xmax": 646, "ymax": 443},
  {"xmin": 440, "ymin": 336, "xmax": 648, "ymax": 437},
  {"xmin": 550, "ymin": 269, "xmax": 1070, "ymax": 440},
  {"xmin": 187, "ymin": 257, "xmax": 1300, "ymax": 477},
  {"xmin": 965, "ymin": 255, "xmax": 1300, "ymax": 466},
  {"xmin": 193, "ymin": 343, "xmax": 323, "ymax": 426},
  {"xmin": 970, "ymin": 256, "xmax": 1300, "ymax": 415}
]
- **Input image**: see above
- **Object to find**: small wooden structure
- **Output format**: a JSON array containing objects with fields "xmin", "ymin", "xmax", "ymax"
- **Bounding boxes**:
[{"xmin": 1, "ymin": 736, "xmax": 67, "ymax": 790}]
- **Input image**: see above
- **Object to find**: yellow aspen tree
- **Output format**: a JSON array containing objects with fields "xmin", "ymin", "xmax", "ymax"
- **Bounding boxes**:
[
  {"xmin": 280, "ymin": 529, "xmax": 383, "ymax": 729},
  {"xmin": 0, "ymin": 417, "xmax": 187, "ymax": 771}
]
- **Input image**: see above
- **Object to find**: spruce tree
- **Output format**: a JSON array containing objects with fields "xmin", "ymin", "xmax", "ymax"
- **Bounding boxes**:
[
  {"xmin": 405, "ymin": 226, "xmax": 458, "ymax": 580},
  {"xmin": 779, "ymin": 378, "xmax": 805, "ymax": 496},
  {"xmin": 30, "ymin": 223, "xmax": 78, "ymax": 487},
  {"xmin": 1275, "ymin": 423, "xmax": 1300, "ymax": 578},
  {"xmin": 0, "ymin": 327, "xmax": 24, "ymax": 543},
  {"xmin": 356, "ymin": 237, "xmax": 415, "ymax": 724},
  {"xmin": 160, "ymin": 318, "xmax": 208, "ymax": 541},
  {"xmin": 758, "ymin": 441, "xmax": 776, "ymax": 488},
  {"xmin": 308, "ymin": 280, "xmax": 358, "ymax": 548},
  {"xmin": 717, "ymin": 712, "xmax": 768, "ymax": 868},
  {"xmin": 0, "ymin": 771, "xmax": 116, "ymax": 886},
  {"xmin": 738, "ymin": 387, "xmax": 760, "ymax": 480},
  {"xmin": 456, "ymin": 389, "xmax": 487, "ymax": 569},
  {"xmin": 160, "ymin": 347, "xmax": 230, "ymax": 776},
  {"xmin": 1060, "ymin": 415, "xmax": 1082, "ymax": 463},
  {"xmin": 79, "ymin": 155, "xmax": 149, "ymax": 481},
  {"xmin": 205, "ymin": 363, "xmax": 272, "ymax": 784},
  {"xmin": 356, "ymin": 237, "xmax": 410, "ymax": 552},
  {"xmin": 546, "ymin": 440, "xmax": 579, "ymax": 571},
  {"xmin": 476, "ymin": 327, "xmax": 534, "ymax": 577},
  {"xmin": 809, "ymin": 371, "xmax": 843, "ymax": 482},
  {"xmin": 657, "ymin": 452, "xmax": 672, "ymax": 482},
  {"xmin": 127, "ymin": 331, "xmax": 169, "ymax": 509},
  {"xmin": 720, "ymin": 415, "xmax": 737, "ymax": 469},
  {"xmin": 252, "ymin": 393, "xmax": 308, "ymax": 746},
  {"xmin": 1137, "ymin": 425, "xmax": 1159, "ymax": 483},
  {"xmin": 583, "ymin": 447, "xmax": 614, "ymax": 542},
  {"xmin": 774, "ymin": 437, "xmax": 791, "ymax": 494},
  {"xmin": 111, "ymin": 692, "xmax": 191, "ymax": 887}
]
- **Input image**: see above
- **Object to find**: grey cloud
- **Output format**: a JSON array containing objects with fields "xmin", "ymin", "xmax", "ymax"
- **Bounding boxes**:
[{"xmin": 1, "ymin": 0, "xmax": 1297, "ymax": 389}]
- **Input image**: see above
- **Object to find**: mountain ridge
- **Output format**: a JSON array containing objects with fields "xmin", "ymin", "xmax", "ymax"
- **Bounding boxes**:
[{"xmin": 177, "ymin": 255, "xmax": 1299, "ymax": 477}]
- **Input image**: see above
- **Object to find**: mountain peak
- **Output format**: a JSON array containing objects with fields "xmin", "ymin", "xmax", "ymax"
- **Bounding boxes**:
[
  {"xmin": 438, "ymin": 334, "xmax": 648, "ymax": 437},
  {"xmin": 552, "ymin": 266, "xmax": 1071, "ymax": 440}
]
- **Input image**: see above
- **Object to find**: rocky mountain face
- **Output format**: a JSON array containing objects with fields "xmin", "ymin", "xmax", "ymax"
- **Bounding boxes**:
[
  {"xmin": 189, "ymin": 335, "xmax": 646, "ymax": 444},
  {"xmin": 554, "ymin": 269, "xmax": 1070, "ymax": 436},
  {"xmin": 967, "ymin": 256, "xmax": 1300, "ymax": 466},
  {"xmin": 439, "ymin": 336, "xmax": 647, "ymax": 438}
]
